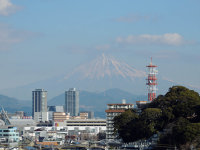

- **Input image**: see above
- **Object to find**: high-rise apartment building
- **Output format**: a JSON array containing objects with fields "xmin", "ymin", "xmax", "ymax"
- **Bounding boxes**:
[
  {"xmin": 32, "ymin": 89, "xmax": 48, "ymax": 122},
  {"xmin": 105, "ymin": 100, "xmax": 134, "ymax": 140},
  {"xmin": 65, "ymin": 88, "xmax": 79, "ymax": 116}
]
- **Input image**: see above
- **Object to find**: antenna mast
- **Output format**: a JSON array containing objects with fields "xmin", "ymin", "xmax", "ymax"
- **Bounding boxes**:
[{"xmin": 146, "ymin": 58, "xmax": 158, "ymax": 101}]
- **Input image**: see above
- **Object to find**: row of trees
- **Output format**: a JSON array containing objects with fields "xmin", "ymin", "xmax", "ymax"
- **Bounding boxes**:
[{"xmin": 113, "ymin": 86, "xmax": 200, "ymax": 149}]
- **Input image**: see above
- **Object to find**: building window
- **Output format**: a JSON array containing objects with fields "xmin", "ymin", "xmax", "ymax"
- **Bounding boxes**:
[{"xmin": 3, "ymin": 134, "xmax": 8, "ymax": 136}]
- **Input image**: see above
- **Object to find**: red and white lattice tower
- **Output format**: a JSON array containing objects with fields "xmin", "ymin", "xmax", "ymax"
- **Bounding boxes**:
[{"xmin": 146, "ymin": 58, "xmax": 158, "ymax": 101}]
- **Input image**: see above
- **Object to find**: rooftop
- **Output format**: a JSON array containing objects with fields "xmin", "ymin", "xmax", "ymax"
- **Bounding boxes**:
[{"xmin": 107, "ymin": 103, "xmax": 134, "ymax": 106}]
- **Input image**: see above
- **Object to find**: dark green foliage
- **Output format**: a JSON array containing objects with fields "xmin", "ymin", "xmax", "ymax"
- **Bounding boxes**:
[
  {"xmin": 113, "ymin": 86, "xmax": 200, "ymax": 148},
  {"xmin": 172, "ymin": 118, "xmax": 199, "ymax": 144},
  {"xmin": 97, "ymin": 132, "xmax": 106, "ymax": 140},
  {"xmin": 113, "ymin": 109, "xmax": 139, "ymax": 142}
]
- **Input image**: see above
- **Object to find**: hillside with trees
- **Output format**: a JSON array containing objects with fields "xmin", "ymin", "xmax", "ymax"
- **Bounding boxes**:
[{"xmin": 113, "ymin": 86, "xmax": 200, "ymax": 149}]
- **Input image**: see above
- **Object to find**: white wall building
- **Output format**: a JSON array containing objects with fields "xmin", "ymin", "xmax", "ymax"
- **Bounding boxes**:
[
  {"xmin": 23, "ymin": 119, "xmax": 106, "ymax": 142},
  {"xmin": 105, "ymin": 100, "xmax": 134, "ymax": 140},
  {"xmin": 0, "ymin": 126, "xmax": 19, "ymax": 147},
  {"xmin": 34, "ymin": 112, "xmax": 49, "ymax": 122},
  {"xmin": 54, "ymin": 119, "xmax": 106, "ymax": 134}
]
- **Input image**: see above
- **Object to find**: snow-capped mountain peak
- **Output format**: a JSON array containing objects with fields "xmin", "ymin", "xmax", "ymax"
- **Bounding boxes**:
[{"xmin": 64, "ymin": 54, "xmax": 146, "ymax": 80}]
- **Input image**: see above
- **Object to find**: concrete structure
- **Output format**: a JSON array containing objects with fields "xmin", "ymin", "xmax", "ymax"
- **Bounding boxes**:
[
  {"xmin": 23, "ymin": 126, "xmax": 66, "ymax": 145},
  {"xmin": 32, "ymin": 89, "xmax": 48, "ymax": 122},
  {"xmin": 65, "ymin": 88, "xmax": 79, "ymax": 116},
  {"xmin": 53, "ymin": 119, "xmax": 106, "ymax": 135},
  {"xmin": 80, "ymin": 111, "xmax": 94, "ymax": 119},
  {"xmin": 136, "ymin": 101, "xmax": 149, "ymax": 109},
  {"xmin": 15, "ymin": 111, "xmax": 24, "ymax": 118},
  {"xmin": 48, "ymin": 106, "xmax": 64, "ymax": 112},
  {"xmin": 34, "ymin": 112, "xmax": 48, "ymax": 122},
  {"xmin": 0, "ymin": 126, "xmax": 19, "ymax": 147},
  {"xmin": 105, "ymin": 100, "xmax": 134, "ymax": 140},
  {"xmin": 7, "ymin": 111, "xmax": 32, "ymax": 120},
  {"xmin": 10, "ymin": 118, "xmax": 36, "ymax": 126},
  {"xmin": 48, "ymin": 106, "xmax": 65, "ymax": 121},
  {"xmin": 79, "ymin": 112, "xmax": 89, "ymax": 119},
  {"xmin": 23, "ymin": 119, "xmax": 106, "ymax": 141},
  {"xmin": 53, "ymin": 112, "xmax": 69, "ymax": 122}
]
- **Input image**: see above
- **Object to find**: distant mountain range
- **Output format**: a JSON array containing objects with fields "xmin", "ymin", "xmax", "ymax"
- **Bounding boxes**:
[
  {"xmin": 0, "ymin": 94, "xmax": 31, "ymax": 115},
  {"xmin": 1, "ymin": 86, "xmax": 199, "ymax": 118},
  {"xmin": 0, "ymin": 88, "xmax": 146, "ymax": 118},
  {"xmin": 48, "ymin": 88, "xmax": 146, "ymax": 118},
  {"xmin": 0, "ymin": 53, "xmax": 198, "ymax": 118},
  {"xmin": 0, "ymin": 54, "xmax": 149, "ymax": 100},
  {"xmin": 0, "ymin": 53, "xmax": 195, "ymax": 101}
]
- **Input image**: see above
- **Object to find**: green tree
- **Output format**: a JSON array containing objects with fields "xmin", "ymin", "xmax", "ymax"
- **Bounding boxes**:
[
  {"xmin": 113, "ymin": 86, "xmax": 200, "ymax": 148},
  {"xmin": 113, "ymin": 109, "xmax": 138, "ymax": 142}
]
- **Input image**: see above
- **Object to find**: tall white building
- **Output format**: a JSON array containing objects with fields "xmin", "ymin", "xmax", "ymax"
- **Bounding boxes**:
[
  {"xmin": 65, "ymin": 88, "xmax": 79, "ymax": 116},
  {"xmin": 32, "ymin": 89, "xmax": 48, "ymax": 122},
  {"xmin": 105, "ymin": 100, "xmax": 134, "ymax": 140}
]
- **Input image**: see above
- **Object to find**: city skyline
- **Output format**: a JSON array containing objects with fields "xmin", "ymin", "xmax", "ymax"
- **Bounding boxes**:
[{"xmin": 0, "ymin": 0, "xmax": 199, "ymax": 97}]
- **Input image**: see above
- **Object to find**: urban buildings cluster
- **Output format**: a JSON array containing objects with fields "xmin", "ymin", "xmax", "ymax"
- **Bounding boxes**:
[
  {"xmin": 0, "ymin": 59, "xmax": 158, "ymax": 149},
  {"xmin": 0, "ymin": 88, "xmax": 106, "ymax": 148},
  {"xmin": 32, "ymin": 88, "xmax": 81, "ymax": 122}
]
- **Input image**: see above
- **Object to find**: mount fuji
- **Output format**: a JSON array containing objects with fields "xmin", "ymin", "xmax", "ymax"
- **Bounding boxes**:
[
  {"xmin": 64, "ymin": 54, "xmax": 146, "ymax": 80},
  {"xmin": 0, "ymin": 54, "xmax": 175, "ymax": 100}
]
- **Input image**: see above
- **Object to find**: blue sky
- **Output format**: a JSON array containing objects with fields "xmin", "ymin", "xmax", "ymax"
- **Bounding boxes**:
[{"xmin": 0, "ymin": 0, "xmax": 199, "ymax": 91}]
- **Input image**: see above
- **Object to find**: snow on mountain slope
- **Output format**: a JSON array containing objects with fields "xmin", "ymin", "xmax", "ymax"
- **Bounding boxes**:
[{"xmin": 64, "ymin": 54, "xmax": 146, "ymax": 80}]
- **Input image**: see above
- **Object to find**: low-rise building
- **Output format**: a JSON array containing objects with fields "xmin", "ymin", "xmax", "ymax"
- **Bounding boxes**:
[
  {"xmin": 53, "ymin": 112, "xmax": 69, "ymax": 122},
  {"xmin": 0, "ymin": 126, "xmax": 19, "ymax": 147},
  {"xmin": 23, "ymin": 118, "xmax": 106, "ymax": 142},
  {"xmin": 34, "ymin": 112, "xmax": 49, "ymax": 123},
  {"xmin": 48, "ymin": 106, "xmax": 65, "ymax": 121},
  {"xmin": 54, "ymin": 119, "xmax": 106, "ymax": 136},
  {"xmin": 136, "ymin": 101, "xmax": 149, "ymax": 109},
  {"xmin": 10, "ymin": 118, "xmax": 36, "ymax": 126},
  {"xmin": 79, "ymin": 112, "xmax": 89, "ymax": 119},
  {"xmin": 79, "ymin": 111, "xmax": 94, "ymax": 119}
]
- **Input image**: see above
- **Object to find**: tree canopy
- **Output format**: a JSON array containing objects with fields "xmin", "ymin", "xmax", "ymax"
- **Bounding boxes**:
[{"xmin": 113, "ymin": 86, "xmax": 200, "ymax": 149}]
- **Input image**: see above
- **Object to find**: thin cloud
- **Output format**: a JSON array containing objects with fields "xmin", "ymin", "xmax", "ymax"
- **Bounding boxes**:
[
  {"xmin": 0, "ymin": 23, "xmax": 41, "ymax": 51},
  {"xmin": 95, "ymin": 44, "xmax": 110, "ymax": 51},
  {"xmin": 60, "ymin": 45, "xmax": 90, "ymax": 54},
  {"xmin": 116, "ymin": 33, "xmax": 189, "ymax": 46},
  {"xmin": 60, "ymin": 44, "xmax": 111, "ymax": 54},
  {"xmin": 0, "ymin": 0, "xmax": 20, "ymax": 16},
  {"xmin": 162, "ymin": 76, "xmax": 200, "ymax": 90},
  {"xmin": 114, "ymin": 14, "xmax": 158, "ymax": 23},
  {"xmin": 153, "ymin": 50, "xmax": 179, "ymax": 59}
]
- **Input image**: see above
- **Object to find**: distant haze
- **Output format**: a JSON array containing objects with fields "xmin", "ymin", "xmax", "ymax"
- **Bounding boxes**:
[
  {"xmin": 0, "ymin": 88, "xmax": 147, "ymax": 118},
  {"xmin": 0, "ymin": 54, "xmax": 185, "ymax": 101},
  {"xmin": 0, "ymin": 1, "xmax": 199, "ymax": 102}
]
